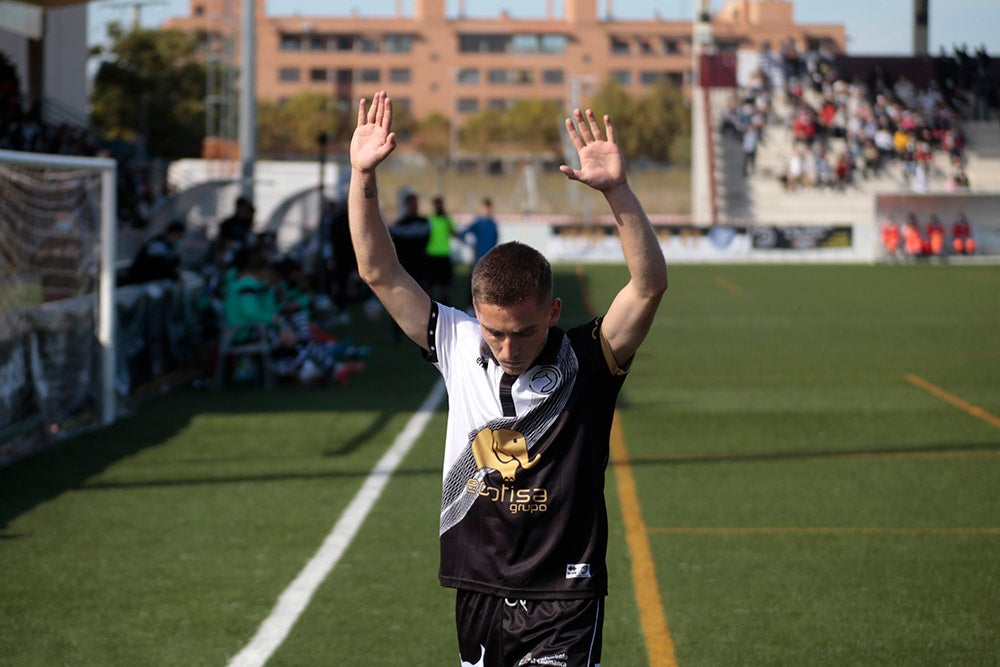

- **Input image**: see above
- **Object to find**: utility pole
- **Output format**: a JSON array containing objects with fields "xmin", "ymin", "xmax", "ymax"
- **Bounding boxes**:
[
  {"xmin": 913, "ymin": 0, "xmax": 929, "ymax": 56},
  {"xmin": 238, "ymin": 0, "xmax": 256, "ymax": 202}
]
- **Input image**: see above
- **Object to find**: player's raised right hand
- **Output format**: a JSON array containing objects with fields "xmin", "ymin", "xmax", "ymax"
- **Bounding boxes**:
[{"xmin": 351, "ymin": 90, "xmax": 397, "ymax": 173}]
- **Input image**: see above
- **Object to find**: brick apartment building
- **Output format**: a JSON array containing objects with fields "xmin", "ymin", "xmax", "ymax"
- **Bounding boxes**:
[{"xmin": 165, "ymin": 0, "xmax": 844, "ymax": 122}]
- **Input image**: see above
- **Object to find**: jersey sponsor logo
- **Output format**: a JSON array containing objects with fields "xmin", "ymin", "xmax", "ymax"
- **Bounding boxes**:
[
  {"xmin": 527, "ymin": 365, "xmax": 562, "ymax": 394},
  {"xmin": 465, "ymin": 477, "xmax": 547, "ymax": 514},
  {"xmin": 468, "ymin": 427, "xmax": 548, "ymax": 515},
  {"xmin": 565, "ymin": 563, "xmax": 591, "ymax": 579},
  {"xmin": 470, "ymin": 427, "xmax": 539, "ymax": 482}
]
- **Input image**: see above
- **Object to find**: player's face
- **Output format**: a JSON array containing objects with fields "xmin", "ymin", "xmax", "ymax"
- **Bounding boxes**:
[{"xmin": 475, "ymin": 297, "xmax": 562, "ymax": 376}]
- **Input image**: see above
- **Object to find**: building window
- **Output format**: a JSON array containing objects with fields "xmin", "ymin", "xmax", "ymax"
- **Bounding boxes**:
[
  {"xmin": 540, "ymin": 34, "xmax": 567, "ymax": 53},
  {"xmin": 512, "ymin": 69, "xmax": 533, "ymax": 85},
  {"xmin": 511, "ymin": 34, "xmax": 539, "ymax": 53},
  {"xmin": 356, "ymin": 37, "xmax": 378, "ymax": 53},
  {"xmin": 280, "ymin": 35, "xmax": 301, "ymax": 51},
  {"xmin": 308, "ymin": 36, "xmax": 327, "ymax": 51},
  {"xmin": 457, "ymin": 68, "xmax": 480, "ymax": 85},
  {"xmin": 488, "ymin": 98, "xmax": 509, "ymax": 110},
  {"xmin": 310, "ymin": 68, "xmax": 329, "ymax": 82},
  {"xmin": 336, "ymin": 69, "xmax": 353, "ymax": 84},
  {"xmin": 193, "ymin": 4, "xmax": 205, "ymax": 16},
  {"xmin": 358, "ymin": 68, "xmax": 380, "ymax": 83},
  {"xmin": 389, "ymin": 68, "xmax": 411, "ymax": 84},
  {"xmin": 384, "ymin": 34, "xmax": 413, "ymax": 53},
  {"xmin": 662, "ymin": 38, "xmax": 680, "ymax": 54},
  {"xmin": 457, "ymin": 97, "xmax": 480, "ymax": 113},
  {"xmin": 279, "ymin": 67, "xmax": 301, "ymax": 82},
  {"xmin": 334, "ymin": 35, "xmax": 354, "ymax": 52},
  {"xmin": 610, "ymin": 37, "xmax": 629, "ymax": 55},
  {"xmin": 459, "ymin": 33, "xmax": 509, "ymax": 53},
  {"xmin": 638, "ymin": 40, "xmax": 653, "ymax": 55},
  {"xmin": 613, "ymin": 70, "xmax": 632, "ymax": 85},
  {"xmin": 542, "ymin": 69, "xmax": 564, "ymax": 85},
  {"xmin": 640, "ymin": 70, "xmax": 670, "ymax": 85},
  {"xmin": 488, "ymin": 69, "xmax": 508, "ymax": 84}
]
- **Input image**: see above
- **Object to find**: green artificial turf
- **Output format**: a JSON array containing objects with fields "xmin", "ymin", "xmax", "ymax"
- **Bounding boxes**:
[{"xmin": 1, "ymin": 264, "xmax": 998, "ymax": 666}]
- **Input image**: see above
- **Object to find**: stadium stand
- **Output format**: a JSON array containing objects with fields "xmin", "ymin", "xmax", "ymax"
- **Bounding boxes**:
[{"xmin": 712, "ymin": 49, "xmax": 999, "ymax": 225}]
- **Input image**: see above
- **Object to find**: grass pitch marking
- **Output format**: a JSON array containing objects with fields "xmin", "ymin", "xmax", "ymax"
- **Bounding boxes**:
[
  {"xmin": 226, "ymin": 380, "xmax": 446, "ymax": 667},
  {"xmin": 906, "ymin": 374, "xmax": 1000, "ymax": 430},
  {"xmin": 649, "ymin": 526, "xmax": 1000, "ymax": 535},
  {"xmin": 611, "ymin": 412, "xmax": 678, "ymax": 667},
  {"xmin": 713, "ymin": 275, "xmax": 742, "ymax": 295}
]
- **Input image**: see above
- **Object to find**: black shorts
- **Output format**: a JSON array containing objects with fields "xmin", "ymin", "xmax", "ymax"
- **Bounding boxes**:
[{"xmin": 455, "ymin": 590, "xmax": 604, "ymax": 667}]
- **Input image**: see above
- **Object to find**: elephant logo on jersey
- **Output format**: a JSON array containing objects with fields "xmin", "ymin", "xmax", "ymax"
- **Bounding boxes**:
[{"xmin": 471, "ymin": 427, "xmax": 540, "ymax": 482}]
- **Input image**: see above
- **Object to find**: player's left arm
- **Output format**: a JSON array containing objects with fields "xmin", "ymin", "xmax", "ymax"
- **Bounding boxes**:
[{"xmin": 559, "ymin": 109, "xmax": 668, "ymax": 368}]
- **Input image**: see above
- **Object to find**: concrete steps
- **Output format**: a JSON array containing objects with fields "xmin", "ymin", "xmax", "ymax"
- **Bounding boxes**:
[{"xmin": 962, "ymin": 120, "xmax": 1000, "ymax": 190}]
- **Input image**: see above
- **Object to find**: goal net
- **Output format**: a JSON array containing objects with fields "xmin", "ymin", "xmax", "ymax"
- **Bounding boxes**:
[{"xmin": 0, "ymin": 149, "xmax": 117, "ymax": 464}]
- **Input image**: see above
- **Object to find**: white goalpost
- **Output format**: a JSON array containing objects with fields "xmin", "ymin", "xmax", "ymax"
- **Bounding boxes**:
[{"xmin": 0, "ymin": 149, "xmax": 118, "ymax": 443}]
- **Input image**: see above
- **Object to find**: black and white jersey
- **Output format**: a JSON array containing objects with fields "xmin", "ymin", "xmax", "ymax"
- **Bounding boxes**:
[{"xmin": 425, "ymin": 302, "xmax": 628, "ymax": 599}]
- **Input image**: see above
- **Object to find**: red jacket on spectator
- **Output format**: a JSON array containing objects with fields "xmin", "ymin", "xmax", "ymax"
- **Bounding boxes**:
[{"xmin": 952, "ymin": 215, "xmax": 976, "ymax": 254}]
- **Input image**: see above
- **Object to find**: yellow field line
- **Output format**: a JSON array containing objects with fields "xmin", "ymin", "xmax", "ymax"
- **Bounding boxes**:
[
  {"xmin": 611, "ymin": 412, "xmax": 678, "ymax": 667},
  {"xmin": 906, "ymin": 374, "xmax": 1000, "ymax": 430},
  {"xmin": 649, "ymin": 526, "xmax": 1000, "ymax": 536},
  {"xmin": 633, "ymin": 448, "xmax": 1000, "ymax": 463},
  {"xmin": 713, "ymin": 275, "xmax": 742, "ymax": 294}
]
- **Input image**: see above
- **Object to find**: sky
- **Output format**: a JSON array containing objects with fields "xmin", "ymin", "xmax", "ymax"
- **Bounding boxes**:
[{"xmin": 88, "ymin": 0, "xmax": 1000, "ymax": 57}]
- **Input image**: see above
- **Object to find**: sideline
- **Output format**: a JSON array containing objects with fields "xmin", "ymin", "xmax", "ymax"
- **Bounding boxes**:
[
  {"xmin": 611, "ymin": 412, "xmax": 679, "ymax": 667},
  {"xmin": 227, "ymin": 380, "xmax": 446, "ymax": 667}
]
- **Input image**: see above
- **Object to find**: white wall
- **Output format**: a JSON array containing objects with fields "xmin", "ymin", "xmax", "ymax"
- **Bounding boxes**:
[{"xmin": 0, "ymin": 3, "xmax": 88, "ymax": 121}]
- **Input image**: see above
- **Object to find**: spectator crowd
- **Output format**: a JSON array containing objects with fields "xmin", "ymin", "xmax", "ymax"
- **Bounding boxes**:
[{"xmin": 721, "ymin": 41, "xmax": 994, "ymax": 194}]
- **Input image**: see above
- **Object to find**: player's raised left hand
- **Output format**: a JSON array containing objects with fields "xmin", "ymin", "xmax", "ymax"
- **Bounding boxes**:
[{"xmin": 559, "ymin": 108, "xmax": 627, "ymax": 193}]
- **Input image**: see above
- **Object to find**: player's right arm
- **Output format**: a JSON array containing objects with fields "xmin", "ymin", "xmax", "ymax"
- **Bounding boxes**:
[{"xmin": 349, "ymin": 90, "xmax": 432, "ymax": 351}]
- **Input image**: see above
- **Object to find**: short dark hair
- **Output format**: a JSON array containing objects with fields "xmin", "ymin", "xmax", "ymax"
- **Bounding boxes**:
[{"xmin": 471, "ymin": 241, "xmax": 552, "ymax": 307}]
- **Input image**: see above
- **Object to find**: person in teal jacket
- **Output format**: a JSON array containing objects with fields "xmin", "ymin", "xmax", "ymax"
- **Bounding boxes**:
[{"xmin": 222, "ymin": 251, "xmax": 284, "ymax": 344}]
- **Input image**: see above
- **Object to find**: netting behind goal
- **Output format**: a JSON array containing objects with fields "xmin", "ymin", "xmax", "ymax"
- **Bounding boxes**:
[{"xmin": 0, "ymin": 150, "xmax": 117, "ymax": 463}]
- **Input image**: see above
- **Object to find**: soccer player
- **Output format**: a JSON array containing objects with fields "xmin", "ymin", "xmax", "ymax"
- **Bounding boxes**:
[{"xmin": 348, "ymin": 90, "xmax": 668, "ymax": 667}]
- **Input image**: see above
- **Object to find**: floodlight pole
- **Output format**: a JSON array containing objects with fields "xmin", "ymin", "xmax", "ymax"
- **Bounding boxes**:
[{"xmin": 238, "ymin": 0, "xmax": 256, "ymax": 202}]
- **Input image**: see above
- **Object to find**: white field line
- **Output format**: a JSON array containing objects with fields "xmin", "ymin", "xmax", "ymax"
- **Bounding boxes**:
[{"xmin": 227, "ymin": 379, "xmax": 446, "ymax": 667}]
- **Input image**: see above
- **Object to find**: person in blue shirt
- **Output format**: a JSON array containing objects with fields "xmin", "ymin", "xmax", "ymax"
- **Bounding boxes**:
[
  {"xmin": 460, "ymin": 197, "xmax": 499, "ymax": 266},
  {"xmin": 459, "ymin": 197, "xmax": 499, "ymax": 309}
]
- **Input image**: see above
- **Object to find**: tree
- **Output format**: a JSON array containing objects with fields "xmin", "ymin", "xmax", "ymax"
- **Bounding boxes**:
[
  {"xmin": 584, "ymin": 76, "xmax": 690, "ymax": 165},
  {"xmin": 504, "ymin": 99, "xmax": 563, "ymax": 154},
  {"xmin": 90, "ymin": 24, "xmax": 206, "ymax": 159},
  {"xmin": 257, "ymin": 92, "xmax": 353, "ymax": 157},
  {"xmin": 585, "ymin": 77, "xmax": 641, "ymax": 162},
  {"xmin": 635, "ymin": 77, "xmax": 690, "ymax": 164},
  {"xmin": 460, "ymin": 107, "xmax": 505, "ymax": 160},
  {"xmin": 411, "ymin": 112, "xmax": 451, "ymax": 166}
]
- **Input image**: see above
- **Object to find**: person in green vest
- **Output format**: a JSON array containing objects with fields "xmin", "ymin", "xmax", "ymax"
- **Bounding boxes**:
[{"xmin": 425, "ymin": 195, "xmax": 458, "ymax": 305}]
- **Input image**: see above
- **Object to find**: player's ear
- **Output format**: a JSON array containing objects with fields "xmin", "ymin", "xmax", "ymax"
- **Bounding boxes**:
[{"xmin": 547, "ymin": 298, "xmax": 562, "ymax": 326}]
